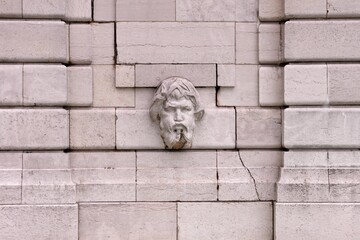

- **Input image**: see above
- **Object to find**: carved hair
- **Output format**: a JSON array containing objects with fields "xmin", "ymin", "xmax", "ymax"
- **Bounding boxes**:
[{"xmin": 149, "ymin": 77, "xmax": 204, "ymax": 123}]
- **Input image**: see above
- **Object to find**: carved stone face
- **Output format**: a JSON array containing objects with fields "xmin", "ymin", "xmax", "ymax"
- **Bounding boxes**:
[{"xmin": 150, "ymin": 77, "xmax": 204, "ymax": 150}]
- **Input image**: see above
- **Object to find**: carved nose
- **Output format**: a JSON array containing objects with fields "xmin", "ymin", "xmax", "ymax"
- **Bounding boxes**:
[{"xmin": 174, "ymin": 109, "xmax": 183, "ymax": 121}]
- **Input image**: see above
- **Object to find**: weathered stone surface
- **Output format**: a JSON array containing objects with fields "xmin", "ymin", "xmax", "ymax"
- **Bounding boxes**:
[
  {"xmin": 0, "ymin": 65, "xmax": 22, "ymax": 106},
  {"xmin": 176, "ymin": 0, "xmax": 236, "ymax": 21},
  {"xmin": 65, "ymin": 0, "xmax": 92, "ymax": 21},
  {"xmin": 0, "ymin": 21, "xmax": 68, "ymax": 63},
  {"xmin": 0, "ymin": 109, "xmax": 69, "ymax": 150},
  {"xmin": 217, "ymin": 65, "xmax": 235, "ymax": 87},
  {"xmin": 0, "ymin": 152, "xmax": 22, "ymax": 204},
  {"xmin": 23, "ymin": 0, "xmax": 66, "ymax": 18},
  {"xmin": 259, "ymin": 66, "xmax": 284, "ymax": 106},
  {"xmin": 0, "ymin": 205, "xmax": 78, "ymax": 240},
  {"xmin": 284, "ymin": 64, "xmax": 328, "ymax": 105},
  {"xmin": 70, "ymin": 152, "xmax": 136, "ymax": 202},
  {"xmin": 116, "ymin": 0, "xmax": 175, "ymax": 21},
  {"xmin": 236, "ymin": 23, "xmax": 258, "ymax": 64},
  {"xmin": 285, "ymin": 21, "xmax": 360, "ymax": 61},
  {"xmin": 91, "ymin": 23, "xmax": 114, "ymax": 64},
  {"xmin": 137, "ymin": 151, "xmax": 217, "ymax": 201},
  {"xmin": 218, "ymin": 151, "xmax": 282, "ymax": 201},
  {"xmin": 116, "ymin": 108, "xmax": 235, "ymax": 149},
  {"xmin": 117, "ymin": 22, "xmax": 235, "ymax": 64},
  {"xmin": 285, "ymin": 0, "xmax": 326, "ymax": 18},
  {"xmin": 135, "ymin": 64, "xmax": 216, "ymax": 87},
  {"xmin": 116, "ymin": 65, "xmax": 134, "ymax": 88},
  {"xmin": 327, "ymin": 0, "xmax": 360, "ymax": 17},
  {"xmin": 0, "ymin": 0, "xmax": 22, "ymax": 17},
  {"xmin": 94, "ymin": 0, "xmax": 116, "ymax": 21},
  {"xmin": 70, "ymin": 109, "xmax": 116, "ymax": 149},
  {"xmin": 236, "ymin": 0, "xmax": 257, "ymax": 21},
  {"xmin": 217, "ymin": 65, "xmax": 259, "ymax": 106},
  {"xmin": 93, "ymin": 65, "xmax": 134, "ymax": 107},
  {"xmin": 79, "ymin": 203, "xmax": 176, "ymax": 240},
  {"xmin": 23, "ymin": 64, "xmax": 67, "ymax": 106},
  {"xmin": 275, "ymin": 203, "xmax": 360, "ymax": 240},
  {"xmin": 284, "ymin": 108, "xmax": 360, "ymax": 148},
  {"xmin": 67, "ymin": 66, "xmax": 93, "ymax": 106},
  {"xmin": 237, "ymin": 108, "xmax": 282, "ymax": 148},
  {"xmin": 69, "ymin": 24, "xmax": 92, "ymax": 64},
  {"xmin": 178, "ymin": 202, "xmax": 273, "ymax": 240},
  {"xmin": 259, "ymin": 0, "xmax": 284, "ymax": 21},
  {"xmin": 259, "ymin": 23, "xmax": 282, "ymax": 64}
]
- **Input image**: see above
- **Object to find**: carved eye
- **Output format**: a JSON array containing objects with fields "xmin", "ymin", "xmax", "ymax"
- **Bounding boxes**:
[
  {"xmin": 164, "ymin": 106, "xmax": 175, "ymax": 112},
  {"xmin": 183, "ymin": 107, "xmax": 192, "ymax": 112}
]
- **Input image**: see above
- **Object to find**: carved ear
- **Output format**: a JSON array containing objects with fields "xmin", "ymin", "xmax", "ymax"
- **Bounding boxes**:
[{"xmin": 194, "ymin": 109, "xmax": 205, "ymax": 121}]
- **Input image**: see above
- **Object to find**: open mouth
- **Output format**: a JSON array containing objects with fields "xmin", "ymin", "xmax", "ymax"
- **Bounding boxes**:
[{"xmin": 173, "ymin": 124, "xmax": 186, "ymax": 134}]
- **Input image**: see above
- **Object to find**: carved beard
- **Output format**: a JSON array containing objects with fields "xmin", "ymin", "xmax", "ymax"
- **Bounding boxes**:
[{"xmin": 159, "ymin": 121, "xmax": 195, "ymax": 150}]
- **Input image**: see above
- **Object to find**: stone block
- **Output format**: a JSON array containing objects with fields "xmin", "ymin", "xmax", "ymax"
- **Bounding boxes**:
[
  {"xmin": 217, "ymin": 65, "xmax": 235, "ymax": 87},
  {"xmin": 0, "ymin": 65, "xmax": 23, "ymax": 106},
  {"xmin": 0, "ymin": 0, "xmax": 22, "ymax": 17},
  {"xmin": 22, "ymin": 152, "xmax": 75, "ymax": 204},
  {"xmin": 284, "ymin": 64, "xmax": 328, "ymax": 105},
  {"xmin": 285, "ymin": 0, "xmax": 327, "ymax": 18},
  {"xmin": 23, "ymin": 64, "xmax": 67, "ymax": 106},
  {"xmin": 135, "ymin": 64, "xmax": 216, "ymax": 87},
  {"xmin": 70, "ymin": 108, "xmax": 116, "ymax": 149},
  {"xmin": 117, "ymin": 22, "xmax": 235, "ymax": 64},
  {"xmin": 0, "ymin": 152, "xmax": 22, "ymax": 204},
  {"xmin": 65, "ymin": 0, "xmax": 92, "ymax": 21},
  {"xmin": 67, "ymin": 66, "xmax": 93, "ymax": 106},
  {"xmin": 217, "ymin": 65, "xmax": 259, "ymax": 106},
  {"xmin": 94, "ymin": 0, "xmax": 116, "ymax": 21},
  {"xmin": 116, "ymin": 108, "xmax": 235, "ymax": 149},
  {"xmin": 218, "ymin": 151, "xmax": 282, "ymax": 201},
  {"xmin": 70, "ymin": 152, "xmax": 136, "ymax": 202},
  {"xmin": 69, "ymin": 24, "xmax": 92, "ymax": 64},
  {"xmin": 259, "ymin": 66, "xmax": 284, "ymax": 106},
  {"xmin": 259, "ymin": 23, "xmax": 282, "ymax": 64},
  {"xmin": 23, "ymin": 0, "xmax": 66, "ymax": 18},
  {"xmin": 275, "ymin": 203, "xmax": 360, "ymax": 240},
  {"xmin": 116, "ymin": 0, "xmax": 175, "ymax": 21},
  {"xmin": 284, "ymin": 108, "xmax": 360, "ymax": 148},
  {"xmin": 285, "ymin": 20, "xmax": 360, "ymax": 61},
  {"xmin": 0, "ymin": 205, "xmax": 78, "ymax": 240},
  {"xmin": 91, "ymin": 23, "xmax": 114, "ymax": 64},
  {"xmin": 137, "ymin": 151, "xmax": 217, "ymax": 201},
  {"xmin": 259, "ymin": 0, "xmax": 284, "ymax": 21},
  {"xmin": 236, "ymin": 23, "xmax": 258, "ymax": 64},
  {"xmin": 0, "ymin": 21, "xmax": 68, "ymax": 63},
  {"xmin": 178, "ymin": 202, "xmax": 273, "ymax": 240},
  {"xmin": 328, "ymin": 0, "xmax": 360, "ymax": 18},
  {"xmin": 79, "ymin": 203, "xmax": 176, "ymax": 240},
  {"xmin": 0, "ymin": 109, "xmax": 69, "ymax": 150},
  {"xmin": 236, "ymin": 0, "xmax": 257, "ymax": 22},
  {"xmin": 237, "ymin": 108, "xmax": 282, "ymax": 148},
  {"xmin": 176, "ymin": 0, "xmax": 236, "ymax": 21},
  {"xmin": 116, "ymin": 65, "xmax": 135, "ymax": 88},
  {"xmin": 93, "ymin": 65, "xmax": 134, "ymax": 107}
]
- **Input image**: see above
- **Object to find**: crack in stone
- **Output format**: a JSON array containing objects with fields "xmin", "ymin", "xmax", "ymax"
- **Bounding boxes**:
[
  {"xmin": 237, "ymin": 150, "xmax": 260, "ymax": 201},
  {"xmin": 327, "ymin": 151, "xmax": 331, "ymax": 195}
]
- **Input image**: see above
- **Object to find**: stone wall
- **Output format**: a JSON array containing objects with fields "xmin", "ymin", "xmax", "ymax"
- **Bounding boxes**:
[{"xmin": 0, "ymin": 0, "xmax": 359, "ymax": 239}]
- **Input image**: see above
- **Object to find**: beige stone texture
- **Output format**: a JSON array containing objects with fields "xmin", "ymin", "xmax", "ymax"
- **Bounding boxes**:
[
  {"xmin": 70, "ymin": 108, "xmax": 116, "ymax": 149},
  {"xmin": 237, "ymin": 108, "xmax": 282, "ymax": 148},
  {"xmin": 0, "ymin": 109, "xmax": 69, "ymax": 150},
  {"xmin": 116, "ymin": 108, "xmax": 235, "ymax": 149},
  {"xmin": 217, "ymin": 65, "xmax": 235, "ymax": 87},
  {"xmin": 218, "ymin": 151, "xmax": 282, "ymax": 201},
  {"xmin": 117, "ymin": 22, "xmax": 235, "ymax": 64},
  {"xmin": 284, "ymin": 64, "xmax": 328, "ymax": 105},
  {"xmin": 285, "ymin": 0, "xmax": 327, "ymax": 18},
  {"xmin": 0, "ymin": 21, "xmax": 68, "ymax": 63},
  {"xmin": 23, "ymin": 0, "xmax": 66, "ymax": 18},
  {"xmin": 236, "ymin": 0, "xmax": 258, "ymax": 22},
  {"xmin": 236, "ymin": 23, "xmax": 258, "ymax": 64},
  {"xmin": 285, "ymin": 20, "xmax": 360, "ymax": 61},
  {"xmin": 327, "ymin": 0, "xmax": 360, "ymax": 17},
  {"xmin": 0, "ymin": 65, "xmax": 23, "ymax": 106},
  {"xmin": 79, "ymin": 203, "xmax": 176, "ymax": 240},
  {"xmin": 275, "ymin": 203, "xmax": 360, "ymax": 240},
  {"xmin": 116, "ymin": 65, "xmax": 135, "ymax": 88},
  {"xmin": 259, "ymin": 23, "xmax": 282, "ymax": 64},
  {"xmin": 178, "ymin": 202, "xmax": 273, "ymax": 240},
  {"xmin": 23, "ymin": 64, "xmax": 67, "ymax": 106},
  {"xmin": 93, "ymin": 65, "xmax": 134, "ymax": 107},
  {"xmin": 284, "ymin": 108, "xmax": 360, "ymax": 148},
  {"xmin": 65, "ymin": 0, "xmax": 92, "ymax": 21},
  {"xmin": 67, "ymin": 66, "xmax": 93, "ymax": 106},
  {"xmin": 135, "ymin": 64, "xmax": 216, "ymax": 87},
  {"xmin": 137, "ymin": 151, "xmax": 217, "ymax": 201},
  {"xmin": 91, "ymin": 23, "xmax": 114, "ymax": 64},
  {"xmin": 0, "ymin": 152, "xmax": 22, "ymax": 204},
  {"xmin": 259, "ymin": 66, "xmax": 284, "ymax": 106},
  {"xmin": 217, "ymin": 65, "xmax": 259, "ymax": 106},
  {"xmin": 0, "ymin": 0, "xmax": 22, "ymax": 17},
  {"xmin": 0, "ymin": 205, "xmax": 78, "ymax": 240},
  {"xmin": 69, "ymin": 24, "xmax": 92, "ymax": 64},
  {"xmin": 259, "ymin": 0, "xmax": 284, "ymax": 21},
  {"xmin": 176, "ymin": 0, "xmax": 236, "ymax": 21},
  {"xmin": 94, "ymin": 0, "xmax": 116, "ymax": 21},
  {"xmin": 22, "ymin": 152, "xmax": 75, "ymax": 204},
  {"xmin": 70, "ymin": 152, "xmax": 136, "ymax": 202},
  {"xmin": 116, "ymin": 0, "xmax": 175, "ymax": 21}
]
